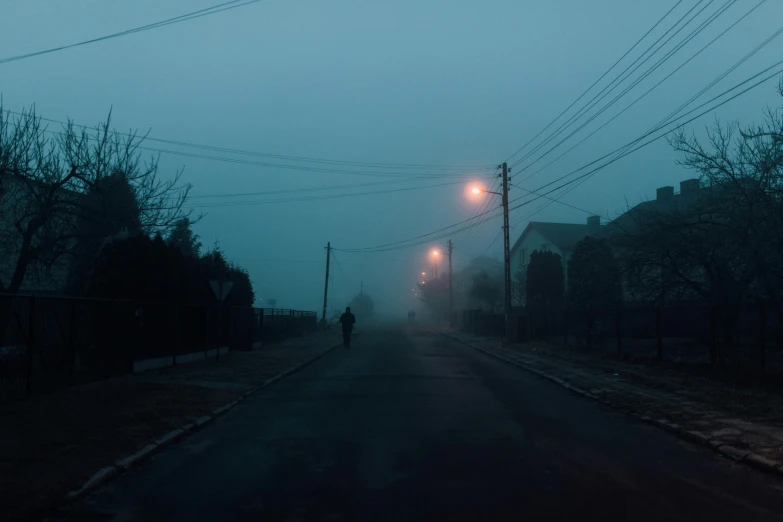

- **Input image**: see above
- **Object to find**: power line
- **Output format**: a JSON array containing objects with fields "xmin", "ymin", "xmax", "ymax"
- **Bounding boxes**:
[
  {"xmin": 511, "ymin": 0, "xmax": 726, "ymax": 171},
  {"xmin": 5, "ymin": 109, "xmax": 494, "ymax": 174},
  {"xmin": 512, "ymin": 179, "xmax": 590, "ymax": 229},
  {"xmin": 504, "ymin": 0, "xmax": 684, "ymax": 164},
  {"xmin": 187, "ymin": 177, "xmax": 465, "ymax": 199},
  {"xmin": 506, "ymin": 62, "xmax": 783, "ymax": 217},
  {"xmin": 508, "ymin": 0, "xmax": 699, "ymax": 168},
  {"xmin": 337, "ymin": 62, "xmax": 783, "ymax": 254},
  {"xmin": 514, "ymin": 0, "xmax": 739, "ymax": 174},
  {"xmin": 509, "ymin": 183, "xmax": 596, "ymax": 215},
  {"xmin": 183, "ymin": 180, "xmax": 464, "ymax": 208},
  {"xmin": 36, "ymin": 127, "xmax": 483, "ymax": 180},
  {"xmin": 479, "ymin": 229, "xmax": 503, "ymax": 258},
  {"xmin": 517, "ymin": 2, "xmax": 774, "ymax": 185},
  {"xmin": 0, "ymin": 0, "xmax": 266, "ymax": 65},
  {"xmin": 333, "ymin": 202, "xmax": 509, "ymax": 253},
  {"xmin": 140, "ymin": 144, "xmax": 484, "ymax": 179},
  {"xmin": 513, "ymin": 57, "xmax": 783, "ymax": 200}
]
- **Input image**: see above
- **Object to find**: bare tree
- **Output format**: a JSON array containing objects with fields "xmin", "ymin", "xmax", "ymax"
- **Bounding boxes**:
[
  {"xmin": 0, "ymin": 105, "xmax": 192, "ymax": 294},
  {"xmin": 666, "ymin": 79, "xmax": 783, "ymax": 309},
  {"xmin": 611, "ymin": 80, "xmax": 783, "ymax": 367}
]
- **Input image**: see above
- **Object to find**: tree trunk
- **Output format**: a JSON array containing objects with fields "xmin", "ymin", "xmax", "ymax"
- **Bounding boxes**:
[
  {"xmin": 759, "ymin": 300, "xmax": 766, "ymax": 378},
  {"xmin": 655, "ymin": 307, "xmax": 663, "ymax": 361},
  {"xmin": 709, "ymin": 306, "xmax": 719, "ymax": 366},
  {"xmin": 7, "ymin": 233, "xmax": 34, "ymax": 294}
]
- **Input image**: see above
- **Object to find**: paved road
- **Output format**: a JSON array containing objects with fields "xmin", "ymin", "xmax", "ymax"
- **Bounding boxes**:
[{"xmin": 55, "ymin": 327, "xmax": 783, "ymax": 521}]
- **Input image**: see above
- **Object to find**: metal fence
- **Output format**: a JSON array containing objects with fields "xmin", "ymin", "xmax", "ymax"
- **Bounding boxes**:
[
  {"xmin": 231, "ymin": 308, "xmax": 318, "ymax": 350},
  {"xmin": 0, "ymin": 294, "xmax": 317, "ymax": 401},
  {"xmin": 456, "ymin": 303, "xmax": 783, "ymax": 378}
]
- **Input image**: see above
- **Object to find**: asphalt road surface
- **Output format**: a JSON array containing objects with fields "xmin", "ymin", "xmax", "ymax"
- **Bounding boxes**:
[{"xmin": 53, "ymin": 327, "xmax": 783, "ymax": 521}]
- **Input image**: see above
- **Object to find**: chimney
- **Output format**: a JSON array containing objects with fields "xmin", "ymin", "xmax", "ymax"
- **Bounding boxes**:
[
  {"xmin": 656, "ymin": 186, "xmax": 674, "ymax": 201},
  {"xmin": 679, "ymin": 178, "xmax": 699, "ymax": 195},
  {"xmin": 586, "ymin": 215, "xmax": 600, "ymax": 233}
]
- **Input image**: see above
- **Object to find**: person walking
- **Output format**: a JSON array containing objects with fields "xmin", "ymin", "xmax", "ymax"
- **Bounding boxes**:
[{"xmin": 339, "ymin": 306, "xmax": 356, "ymax": 348}]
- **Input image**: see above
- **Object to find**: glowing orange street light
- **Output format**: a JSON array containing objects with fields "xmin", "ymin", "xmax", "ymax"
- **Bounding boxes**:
[
  {"xmin": 471, "ymin": 186, "xmax": 502, "ymax": 196},
  {"xmin": 432, "ymin": 250, "xmax": 439, "ymax": 257}
]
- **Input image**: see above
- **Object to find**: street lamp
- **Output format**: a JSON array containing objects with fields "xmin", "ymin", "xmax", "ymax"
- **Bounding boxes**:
[
  {"xmin": 469, "ymin": 163, "xmax": 512, "ymax": 332},
  {"xmin": 426, "ymin": 241, "xmax": 454, "ymax": 326},
  {"xmin": 471, "ymin": 186, "xmax": 502, "ymax": 196},
  {"xmin": 430, "ymin": 249, "xmax": 441, "ymax": 280}
]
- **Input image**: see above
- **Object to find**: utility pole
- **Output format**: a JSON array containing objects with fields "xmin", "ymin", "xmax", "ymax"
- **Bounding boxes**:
[
  {"xmin": 502, "ymin": 162, "xmax": 512, "ymax": 317},
  {"xmin": 322, "ymin": 242, "xmax": 331, "ymax": 325},
  {"xmin": 448, "ymin": 239, "xmax": 453, "ymax": 326}
]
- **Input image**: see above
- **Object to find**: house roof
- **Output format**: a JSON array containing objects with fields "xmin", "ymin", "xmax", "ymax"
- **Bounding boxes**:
[
  {"xmin": 600, "ymin": 182, "xmax": 709, "ymax": 240},
  {"xmin": 512, "ymin": 221, "xmax": 594, "ymax": 253}
]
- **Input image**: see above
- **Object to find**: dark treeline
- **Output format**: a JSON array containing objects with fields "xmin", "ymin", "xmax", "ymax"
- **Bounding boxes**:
[{"xmin": 0, "ymin": 107, "xmax": 254, "ymax": 307}]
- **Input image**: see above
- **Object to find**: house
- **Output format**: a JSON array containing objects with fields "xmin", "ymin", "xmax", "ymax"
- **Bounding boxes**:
[
  {"xmin": 598, "ymin": 178, "xmax": 705, "ymax": 303},
  {"xmin": 454, "ymin": 256, "xmax": 503, "ymax": 295},
  {"xmin": 510, "ymin": 215, "xmax": 601, "ymax": 290},
  {"xmin": 600, "ymin": 179, "xmax": 702, "ymax": 240}
]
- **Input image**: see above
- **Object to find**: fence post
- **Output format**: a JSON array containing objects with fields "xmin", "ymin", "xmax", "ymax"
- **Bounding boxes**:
[
  {"xmin": 216, "ymin": 304, "xmax": 224, "ymax": 362},
  {"xmin": 528, "ymin": 311, "xmax": 534, "ymax": 342},
  {"xmin": 708, "ymin": 306, "xmax": 718, "ymax": 366},
  {"xmin": 586, "ymin": 310, "xmax": 592, "ymax": 349},
  {"xmin": 615, "ymin": 308, "xmax": 622, "ymax": 353},
  {"xmin": 173, "ymin": 303, "xmax": 180, "ymax": 367},
  {"xmin": 655, "ymin": 307, "xmax": 663, "ymax": 361},
  {"xmin": 759, "ymin": 301, "xmax": 767, "ymax": 377},
  {"xmin": 25, "ymin": 295, "xmax": 36, "ymax": 398},
  {"xmin": 543, "ymin": 308, "xmax": 549, "ymax": 342},
  {"xmin": 204, "ymin": 305, "xmax": 209, "ymax": 360}
]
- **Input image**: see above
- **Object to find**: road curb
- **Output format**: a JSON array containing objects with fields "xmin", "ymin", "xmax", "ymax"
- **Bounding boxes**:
[
  {"xmin": 64, "ymin": 340, "xmax": 343, "ymax": 502},
  {"xmin": 441, "ymin": 330, "xmax": 783, "ymax": 480}
]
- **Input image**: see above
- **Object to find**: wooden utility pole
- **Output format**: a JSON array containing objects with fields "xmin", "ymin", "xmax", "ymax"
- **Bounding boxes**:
[
  {"xmin": 502, "ymin": 162, "xmax": 512, "ymax": 316},
  {"xmin": 322, "ymin": 242, "xmax": 331, "ymax": 325},
  {"xmin": 448, "ymin": 239, "xmax": 454, "ymax": 326}
]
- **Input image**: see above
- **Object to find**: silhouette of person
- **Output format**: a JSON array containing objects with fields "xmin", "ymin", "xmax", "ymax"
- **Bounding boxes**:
[{"xmin": 339, "ymin": 306, "xmax": 356, "ymax": 348}]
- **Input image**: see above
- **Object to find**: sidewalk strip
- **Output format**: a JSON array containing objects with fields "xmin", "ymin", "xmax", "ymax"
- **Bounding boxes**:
[
  {"xmin": 64, "ymin": 340, "xmax": 343, "ymax": 502},
  {"xmin": 441, "ymin": 329, "xmax": 783, "ymax": 480}
]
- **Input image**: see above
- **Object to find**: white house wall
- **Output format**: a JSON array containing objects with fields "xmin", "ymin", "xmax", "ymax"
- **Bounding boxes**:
[{"xmin": 510, "ymin": 228, "xmax": 572, "ymax": 290}]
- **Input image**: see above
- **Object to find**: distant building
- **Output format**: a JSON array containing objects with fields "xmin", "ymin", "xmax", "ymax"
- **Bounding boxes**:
[
  {"xmin": 599, "ymin": 179, "xmax": 702, "ymax": 241},
  {"xmin": 598, "ymin": 178, "xmax": 704, "ymax": 303},
  {"xmin": 510, "ymin": 215, "xmax": 601, "ymax": 290},
  {"xmin": 455, "ymin": 256, "xmax": 503, "ymax": 294}
]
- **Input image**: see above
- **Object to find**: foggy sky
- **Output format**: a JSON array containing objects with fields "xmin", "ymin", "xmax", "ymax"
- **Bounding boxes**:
[{"xmin": 2, "ymin": 0, "xmax": 781, "ymax": 315}]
